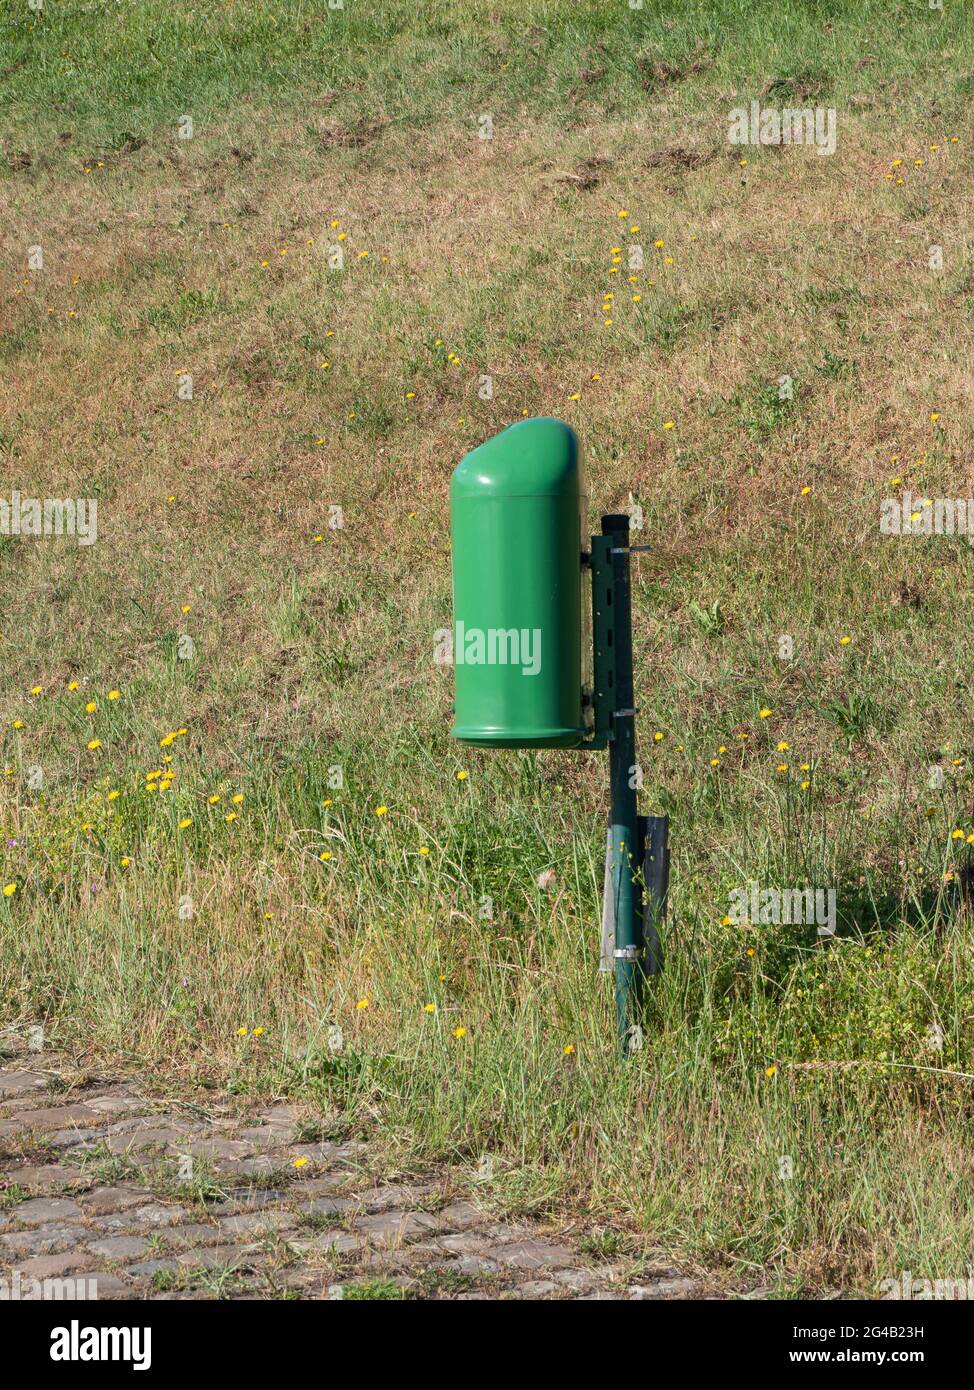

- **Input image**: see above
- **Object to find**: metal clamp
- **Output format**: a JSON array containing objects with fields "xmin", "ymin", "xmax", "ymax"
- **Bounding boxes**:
[{"xmin": 613, "ymin": 945, "xmax": 644, "ymax": 961}]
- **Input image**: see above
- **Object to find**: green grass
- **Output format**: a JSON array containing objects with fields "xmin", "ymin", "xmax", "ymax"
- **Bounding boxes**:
[
  {"xmin": 3, "ymin": 0, "xmax": 974, "ymax": 1296},
  {"xmin": 340, "ymin": 1278, "xmax": 409, "ymax": 1301},
  {"xmin": 3, "ymin": 1, "xmax": 974, "ymax": 151}
]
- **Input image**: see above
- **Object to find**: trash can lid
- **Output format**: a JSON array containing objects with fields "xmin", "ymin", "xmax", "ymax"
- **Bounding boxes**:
[{"xmin": 450, "ymin": 417, "xmax": 585, "ymax": 500}]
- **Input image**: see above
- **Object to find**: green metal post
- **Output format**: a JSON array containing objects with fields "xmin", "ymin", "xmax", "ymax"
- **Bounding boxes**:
[{"xmin": 601, "ymin": 513, "xmax": 644, "ymax": 1054}]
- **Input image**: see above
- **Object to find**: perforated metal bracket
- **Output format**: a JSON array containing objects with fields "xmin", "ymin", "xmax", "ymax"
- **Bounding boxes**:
[{"xmin": 579, "ymin": 533, "xmax": 614, "ymax": 749}]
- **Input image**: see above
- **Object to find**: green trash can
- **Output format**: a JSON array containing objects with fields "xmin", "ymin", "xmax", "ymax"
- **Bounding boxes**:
[{"xmin": 450, "ymin": 417, "xmax": 587, "ymax": 748}]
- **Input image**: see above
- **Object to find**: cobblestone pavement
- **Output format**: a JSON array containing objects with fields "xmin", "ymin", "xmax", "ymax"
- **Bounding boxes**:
[{"xmin": 0, "ymin": 1049, "xmax": 722, "ymax": 1301}]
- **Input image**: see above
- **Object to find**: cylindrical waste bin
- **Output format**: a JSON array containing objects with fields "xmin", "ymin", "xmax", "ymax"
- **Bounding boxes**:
[{"xmin": 450, "ymin": 417, "xmax": 587, "ymax": 747}]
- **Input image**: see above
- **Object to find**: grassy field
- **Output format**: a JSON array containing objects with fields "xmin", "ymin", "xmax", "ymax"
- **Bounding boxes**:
[{"xmin": 3, "ymin": 0, "xmax": 974, "ymax": 1294}]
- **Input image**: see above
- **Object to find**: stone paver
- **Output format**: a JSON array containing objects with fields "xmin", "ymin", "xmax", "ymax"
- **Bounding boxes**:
[
  {"xmin": 492, "ymin": 1238, "xmax": 577, "ymax": 1270},
  {"xmin": 1, "ymin": 1222, "xmax": 88, "ymax": 1255},
  {"xmin": 0, "ymin": 1048, "xmax": 727, "ymax": 1301},
  {"xmin": 86, "ymin": 1234, "xmax": 151, "ymax": 1260},
  {"xmin": 6, "ymin": 1196, "xmax": 83, "ymax": 1225},
  {"xmin": 0, "ymin": 1071, "xmax": 50, "ymax": 1100},
  {"xmin": 80, "ymin": 1186, "xmax": 154, "ymax": 1216},
  {"xmin": 11, "ymin": 1165, "xmax": 88, "ymax": 1192}
]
